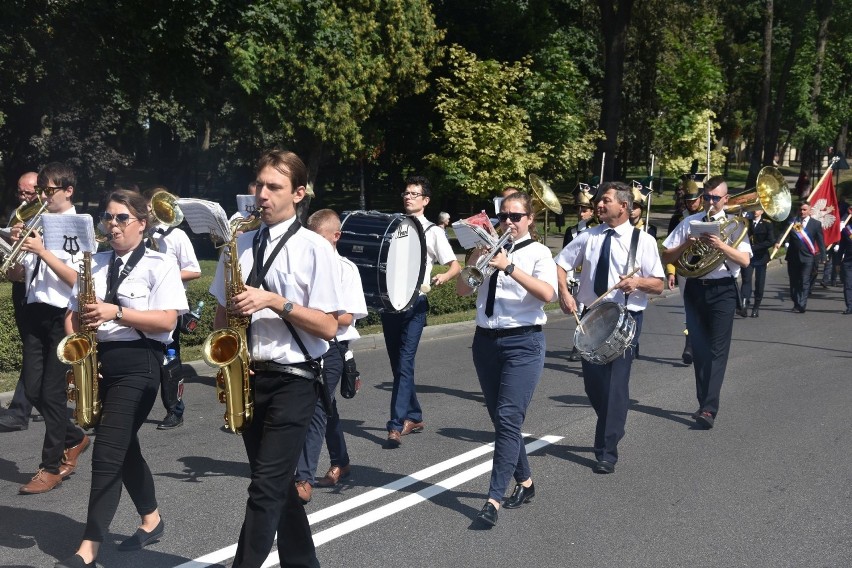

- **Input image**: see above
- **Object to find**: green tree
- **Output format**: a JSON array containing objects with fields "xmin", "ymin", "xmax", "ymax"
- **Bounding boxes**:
[{"xmin": 428, "ymin": 45, "xmax": 543, "ymax": 199}]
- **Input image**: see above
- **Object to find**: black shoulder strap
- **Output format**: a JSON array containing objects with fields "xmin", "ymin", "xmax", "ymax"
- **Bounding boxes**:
[
  {"xmin": 247, "ymin": 221, "xmax": 301, "ymax": 288},
  {"xmin": 626, "ymin": 227, "xmax": 641, "ymax": 273},
  {"xmin": 104, "ymin": 244, "xmax": 147, "ymax": 305},
  {"xmin": 510, "ymin": 239, "xmax": 536, "ymax": 253}
]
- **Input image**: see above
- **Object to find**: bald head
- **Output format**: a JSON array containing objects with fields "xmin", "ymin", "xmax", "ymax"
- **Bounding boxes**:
[{"xmin": 17, "ymin": 172, "xmax": 38, "ymax": 203}]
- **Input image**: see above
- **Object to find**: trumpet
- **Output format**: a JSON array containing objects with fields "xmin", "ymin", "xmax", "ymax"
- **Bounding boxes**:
[
  {"xmin": 460, "ymin": 231, "xmax": 514, "ymax": 289},
  {"xmin": 0, "ymin": 200, "xmax": 49, "ymax": 276},
  {"xmin": 7, "ymin": 197, "xmax": 44, "ymax": 228}
]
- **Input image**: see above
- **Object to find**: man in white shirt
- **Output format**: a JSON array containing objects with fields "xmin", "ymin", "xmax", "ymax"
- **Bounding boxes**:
[
  {"xmin": 7, "ymin": 162, "xmax": 89, "ymax": 494},
  {"xmin": 556, "ymin": 182, "xmax": 664, "ymax": 474},
  {"xmin": 382, "ymin": 176, "xmax": 460, "ymax": 448},
  {"xmin": 143, "ymin": 187, "xmax": 202, "ymax": 430},
  {"xmin": 209, "ymin": 149, "xmax": 340, "ymax": 568}
]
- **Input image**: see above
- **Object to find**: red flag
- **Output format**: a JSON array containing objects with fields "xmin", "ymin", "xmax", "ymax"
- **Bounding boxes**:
[{"xmin": 808, "ymin": 169, "xmax": 841, "ymax": 247}]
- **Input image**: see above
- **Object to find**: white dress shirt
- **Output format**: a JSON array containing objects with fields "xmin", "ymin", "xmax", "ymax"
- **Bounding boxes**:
[
  {"xmin": 149, "ymin": 224, "xmax": 201, "ymax": 289},
  {"xmin": 474, "ymin": 234, "xmax": 558, "ymax": 329},
  {"xmin": 556, "ymin": 220, "xmax": 664, "ymax": 311},
  {"xmin": 210, "ymin": 216, "xmax": 342, "ymax": 364},
  {"xmin": 336, "ymin": 254, "xmax": 368, "ymax": 342},
  {"xmin": 418, "ymin": 215, "xmax": 457, "ymax": 291},
  {"xmin": 68, "ymin": 248, "xmax": 188, "ymax": 345},
  {"xmin": 663, "ymin": 211, "xmax": 752, "ymax": 279},
  {"xmin": 22, "ymin": 206, "xmax": 77, "ymax": 308}
]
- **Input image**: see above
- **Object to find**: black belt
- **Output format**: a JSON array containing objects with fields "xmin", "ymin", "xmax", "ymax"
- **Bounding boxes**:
[
  {"xmin": 251, "ymin": 360, "xmax": 320, "ymax": 381},
  {"xmin": 695, "ymin": 277, "xmax": 735, "ymax": 286},
  {"xmin": 475, "ymin": 324, "xmax": 542, "ymax": 339}
]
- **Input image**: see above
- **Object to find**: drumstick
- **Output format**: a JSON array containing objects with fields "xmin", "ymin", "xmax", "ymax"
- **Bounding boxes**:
[
  {"xmin": 586, "ymin": 266, "xmax": 641, "ymax": 311},
  {"xmin": 573, "ymin": 311, "xmax": 585, "ymax": 335}
]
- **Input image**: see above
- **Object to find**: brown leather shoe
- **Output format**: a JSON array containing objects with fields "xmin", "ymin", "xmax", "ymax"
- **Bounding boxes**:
[
  {"xmin": 386, "ymin": 430, "xmax": 401, "ymax": 448},
  {"xmin": 59, "ymin": 435, "xmax": 91, "ymax": 477},
  {"xmin": 315, "ymin": 464, "xmax": 351, "ymax": 487},
  {"xmin": 19, "ymin": 468, "xmax": 63, "ymax": 494},
  {"xmin": 295, "ymin": 480, "xmax": 312, "ymax": 504},
  {"xmin": 401, "ymin": 419, "xmax": 425, "ymax": 436}
]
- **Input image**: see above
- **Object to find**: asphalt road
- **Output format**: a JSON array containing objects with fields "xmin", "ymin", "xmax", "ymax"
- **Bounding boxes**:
[{"xmin": 1, "ymin": 261, "xmax": 851, "ymax": 568}]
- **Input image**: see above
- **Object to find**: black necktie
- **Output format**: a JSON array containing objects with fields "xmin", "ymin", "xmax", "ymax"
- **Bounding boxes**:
[
  {"xmin": 253, "ymin": 227, "xmax": 269, "ymax": 282},
  {"xmin": 108, "ymin": 258, "xmax": 123, "ymax": 295},
  {"xmin": 484, "ymin": 242, "xmax": 512, "ymax": 317},
  {"xmin": 594, "ymin": 229, "xmax": 614, "ymax": 297}
]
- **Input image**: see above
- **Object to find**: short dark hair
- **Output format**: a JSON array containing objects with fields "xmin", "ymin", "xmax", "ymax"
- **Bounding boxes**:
[
  {"xmin": 37, "ymin": 162, "xmax": 76, "ymax": 189},
  {"xmin": 257, "ymin": 149, "xmax": 308, "ymax": 191},
  {"xmin": 405, "ymin": 175, "xmax": 432, "ymax": 197},
  {"xmin": 105, "ymin": 189, "xmax": 151, "ymax": 227},
  {"xmin": 704, "ymin": 175, "xmax": 727, "ymax": 193}
]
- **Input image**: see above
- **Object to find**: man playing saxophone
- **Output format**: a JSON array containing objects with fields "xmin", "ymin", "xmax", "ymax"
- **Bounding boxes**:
[
  {"xmin": 6, "ymin": 162, "xmax": 89, "ymax": 496},
  {"xmin": 209, "ymin": 149, "xmax": 340, "ymax": 568},
  {"xmin": 662, "ymin": 176, "xmax": 752, "ymax": 430}
]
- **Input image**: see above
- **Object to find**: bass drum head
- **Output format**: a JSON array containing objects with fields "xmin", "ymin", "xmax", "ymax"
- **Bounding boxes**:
[{"xmin": 384, "ymin": 216, "xmax": 426, "ymax": 311}]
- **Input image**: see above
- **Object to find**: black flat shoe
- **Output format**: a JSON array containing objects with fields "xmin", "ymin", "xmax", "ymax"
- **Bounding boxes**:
[
  {"xmin": 55, "ymin": 554, "xmax": 95, "ymax": 568},
  {"xmin": 118, "ymin": 518, "xmax": 164, "ymax": 551},
  {"xmin": 593, "ymin": 460, "xmax": 615, "ymax": 474},
  {"xmin": 476, "ymin": 502, "xmax": 498, "ymax": 527},
  {"xmin": 503, "ymin": 482, "xmax": 535, "ymax": 509}
]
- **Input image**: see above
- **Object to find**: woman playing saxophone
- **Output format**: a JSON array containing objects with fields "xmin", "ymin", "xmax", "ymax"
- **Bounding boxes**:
[{"xmin": 55, "ymin": 189, "xmax": 188, "ymax": 568}]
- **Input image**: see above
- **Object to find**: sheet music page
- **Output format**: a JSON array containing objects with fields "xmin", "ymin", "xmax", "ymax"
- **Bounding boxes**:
[
  {"xmin": 688, "ymin": 220, "xmax": 721, "ymax": 239},
  {"xmin": 451, "ymin": 220, "xmax": 496, "ymax": 250},
  {"xmin": 235, "ymin": 194, "xmax": 256, "ymax": 218},
  {"xmin": 42, "ymin": 213, "xmax": 97, "ymax": 255},
  {"xmin": 176, "ymin": 198, "xmax": 231, "ymax": 241}
]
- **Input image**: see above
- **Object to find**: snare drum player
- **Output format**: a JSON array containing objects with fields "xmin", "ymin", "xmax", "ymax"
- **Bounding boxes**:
[
  {"xmin": 210, "ymin": 149, "xmax": 340, "ymax": 568},
  {"xmin": 662, "ymin": 176, "xmax": 751, "ymax": 430},
  {"xmin": 457, "ymin": 190, "xmax": 556, "ymax": 527},
  {"xmin": 556, "ymin": 182, "xmax": 664, "ymax": 474},
  {"xmin": 381, "ymin": 175, "xmax": 460, "ymax": 448}
]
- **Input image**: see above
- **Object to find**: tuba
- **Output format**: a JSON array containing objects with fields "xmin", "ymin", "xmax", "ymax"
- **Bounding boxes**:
[
  {"xmin": 57, "ymin": 252, "xmax": 101, "ymax": 429},
  {"xmin": 201, "ymin": 211, "xmax": 260, "ymax": 434},
  {"xmin": 150, "ymin": 191, "xmax": 185, "ymax": 227},
  {"xmin": 529, "ymin": 174, "xmax": 564, "ymax": 217},
  {"xmin": 675, "ymin": 166, "xmax": 791, "ymax": 278}
]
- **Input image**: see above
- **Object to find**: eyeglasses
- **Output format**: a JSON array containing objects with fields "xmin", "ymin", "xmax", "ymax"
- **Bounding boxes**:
[
  {"xmin": 498, "ymin": 212, "xmax": 528, "ymax": 223},
  {"xmin": 703, "ymin": 194, "xmax": 725, "ymax": 203},
  {"xmin": 401, "ymin": 191, "xmax": 424, "ymax": 198},
  {"xmin": 35, "ymin": 185, "xmax": 67, "ymax": 197},
  {"xmin": 100, "ymin": 212, "xmax": 138, "ymax": 226}
]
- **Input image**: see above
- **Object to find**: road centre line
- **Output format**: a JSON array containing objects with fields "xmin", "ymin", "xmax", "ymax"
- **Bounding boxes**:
[{"xmin": 173, "ymin": 436, "xmax": 530, "ymax": 568}]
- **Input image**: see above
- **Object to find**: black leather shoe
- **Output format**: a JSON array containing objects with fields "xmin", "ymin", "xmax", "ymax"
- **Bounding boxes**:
[
  {"xmin": 738, "ymin": 306, "xmax": 748, "ymax": 317},
  {"xmin": 476, "ymin": 502, "xmax": 498, "ymax": 527},
  {"xmin": 118, "ymin": 518, "xmax": 164, "ymax": 551},
  {"xmin": 0, "ymin": 413, "xmax": 28, "ymax": 432},
  {"xmin": 681, "ymin": 346, "xmax": 693, "ymax": 365},
  {"xmin": 593, "ymin": 460, "xmax": 615, "ymax": 474},
  {"xmin": 568, "ymin": 347, "xmax": 580, "ymax": 362},
  {"xmin": 844, "ymin": 309, "xmax": 852, "ymax": 315},
  {"xmin": 55, "ymin": 554, "xmax": 96, "ymax": 568},
  {"xmin": 503, "ymin": 482, "xmax": 535, "ymax": 509},
  {"xmin": 157, "ymin": 413, "xmax": 183, "ymax": 430},
  {"xmin": 696, "ymin": 411, "xmax": 715, "ymax": 429},
  {"xmin": 750, "ymin": 307, "xmax": 759, "ymax": 318}
]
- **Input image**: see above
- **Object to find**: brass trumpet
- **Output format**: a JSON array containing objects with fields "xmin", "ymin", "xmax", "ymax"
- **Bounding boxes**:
[{"xmin": 0, "ymin": 200, "xmax": 49, "ymax": 276}]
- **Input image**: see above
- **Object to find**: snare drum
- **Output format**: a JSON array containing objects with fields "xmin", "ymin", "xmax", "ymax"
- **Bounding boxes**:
[
  {"xmin": 338, "ymin": 211, "xmax": 426, "ymax": 312},
  {"xmin": 573, "ymin": 302, "xmax": 636, "ymax": 365}
]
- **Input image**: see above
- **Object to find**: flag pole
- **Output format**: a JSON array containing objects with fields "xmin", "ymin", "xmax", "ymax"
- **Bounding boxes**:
[
  {"xmin": 645, "ymin": 154, "xmax": 655, "ymax": 230},
  {"xmin": 600, "ymin": 152, "xmax": 606, "ymax": 184},
  {"xmin": 770, "ymin": 157, "xmax": 839, "ymax": 260}
]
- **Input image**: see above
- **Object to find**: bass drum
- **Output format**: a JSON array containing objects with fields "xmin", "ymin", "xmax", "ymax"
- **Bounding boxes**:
[
  {"xmin": 573, "ymin": 302, "xmax": 636, "ymax": 365},
  {"xmin": 338, "ymin": 211, "xmax": 426, "ymax": 313}
]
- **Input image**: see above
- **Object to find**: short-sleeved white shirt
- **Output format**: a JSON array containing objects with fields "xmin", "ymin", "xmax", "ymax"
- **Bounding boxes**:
[
  {"xmin": 149, "ymin": 225, "xmax": 201, "ymax": 288},
  {"xmin": 555, "ymin": 220, "xmax": 665, "ymax": 311},
  {"xmin": 23, "ymin": 206, "xmax": 77, "ymax": 308},
  {"xmin": 68, "ymin": 248, "xmax": 189, "ymax": 344},
  {"xmin": 336, "ymin": 254, "xmax": 368, "ymax": 342},
  {"xmin": 210, "ymin": 216, "xmax": 342, "ymax": 363},
  {"xmin": 474, "ymin": 234, "xmax": 558, "ymax": 329},
  {"xmin": 418, "ymin": 215, "xmax": 456, "ymax": 290},
  {"xmin": 662, "ymin": 211, "xmax": 752, "ymax": 279}
]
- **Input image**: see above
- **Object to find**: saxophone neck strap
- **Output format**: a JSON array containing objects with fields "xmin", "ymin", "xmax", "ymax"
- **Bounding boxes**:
[
  {"xmin": 104, "ymin": 244, "xmax": 146, "ymax": 304},
  {"xmin": 247, "ymin": 221, "xmax": 301, "ymax": 288}
]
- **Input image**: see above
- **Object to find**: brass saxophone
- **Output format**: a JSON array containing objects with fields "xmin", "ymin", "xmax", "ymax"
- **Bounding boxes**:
[
  {"xmin": 202, "ymin": 212, "xmax": 260, "ymax": 434},
  {"xmin": 57, "ymin": 251, "xmax": 101, "ymax": 429}
]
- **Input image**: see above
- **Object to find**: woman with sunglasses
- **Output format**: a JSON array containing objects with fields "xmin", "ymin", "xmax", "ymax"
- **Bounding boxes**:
[
  {"xmin": 456, "ymin": 191, "xmax": 557, "ymax": 527},
  {"xmin": 56, "ymin": 189, "xmax": 188, "ymax": 568}
]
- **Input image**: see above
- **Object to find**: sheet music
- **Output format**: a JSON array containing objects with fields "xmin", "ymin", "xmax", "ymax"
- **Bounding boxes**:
[
  {"xmin": 42, "ymin": 213, "xmax": 97, "ymax": 256},
  {"xmin": 176, "ymin": 198, "xmax": 231, "ymax": 241},
  {"xmin": 235, "ymin": 194, "xmax": 256, "ymax": 218},
  {"xmin": 688, "ymin": 220, "xmax": 721, "ymax": 239},
  {"xmin": 451, "ymin": 220, "xmax": 496, "ymax": 250}
]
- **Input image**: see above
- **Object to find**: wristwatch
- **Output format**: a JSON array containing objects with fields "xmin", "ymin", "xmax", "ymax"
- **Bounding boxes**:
[
  {"xmin": 504, "ymin": 263, "xmax": 515, "ymax": 276},
  {"xmin": 281, "ymin": 300, "xmax": 294, "ymax": 317},
  {"xmin": 114, "ymin": 306, "xmax": 123, "ymax": 321}
]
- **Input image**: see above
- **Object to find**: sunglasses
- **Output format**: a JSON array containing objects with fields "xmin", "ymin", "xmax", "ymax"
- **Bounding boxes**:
[
  {"xmin": 401, "ymin": 191, "xmax": 424, "ymax": 198},
  {"xmin": 35, "ymin": 185, "xmax": 67, "ymax": 197},
  {"xmin": 703, "ymin": 194, "xmax": 724, "ymax": 203},
  {"xmin": 100, "ymin": 212, "xmax": 138, "ymax": 226},
  {"xmin": 498, "ymin": 212, "xmax": 528, "ymax": 223}
]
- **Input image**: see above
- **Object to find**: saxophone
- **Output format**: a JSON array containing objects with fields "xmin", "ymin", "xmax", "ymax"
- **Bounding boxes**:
[
  {"xmin": 57, "ymin": 251, "xmax": 101, "ymax": 429},
  {"xmin": 202, "ymin": 213, "xmax": 260, "ymax": 434}
]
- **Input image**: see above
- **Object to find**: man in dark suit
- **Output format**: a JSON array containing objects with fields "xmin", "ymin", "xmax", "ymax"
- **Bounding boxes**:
[
  {"xmin": 740, "ymin": 208, "xmax": 775, "ymax": 317},
  {"xmin": 775, "ymin": 203, "xmax": 825, "ymax": 313}
]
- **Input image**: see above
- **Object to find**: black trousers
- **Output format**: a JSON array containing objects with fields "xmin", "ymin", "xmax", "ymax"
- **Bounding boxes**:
[
  {"xmin": 233, "ymin": 370, "xmax": 320, "ymax": 568},
  {"xmin": 21, "ymin": 302, "xmax": 85, "ymax": 474},
  {"xmin": 580, "ymin": 311, "xmax": 642, "ymax": 464},
  {"xmin": 788, "ymin": 258, "xmax": 815, "ymax": 310},
  {"xmin": 6, "ymin": 282, "xmax": 34, "ymax": 424},
  {"xmin": 684, "ymin": 278, "xmax": 737, "ymax": 416},
  {"xmin": 160, "ymin": 326, "xmax": 184, "ymax": 416},
  {"xmin": 83, "ymin": 340, "xmax": 161, "ymax": 541}
]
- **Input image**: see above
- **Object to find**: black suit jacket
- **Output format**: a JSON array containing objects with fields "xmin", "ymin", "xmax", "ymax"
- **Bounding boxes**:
[
  {"xmin": 748, "ymin": 218, "xmax": 776, "ymax": 266},
  {"xmin": 785, "ymin": 217, "xmax": 825, "ymax": 263}
]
